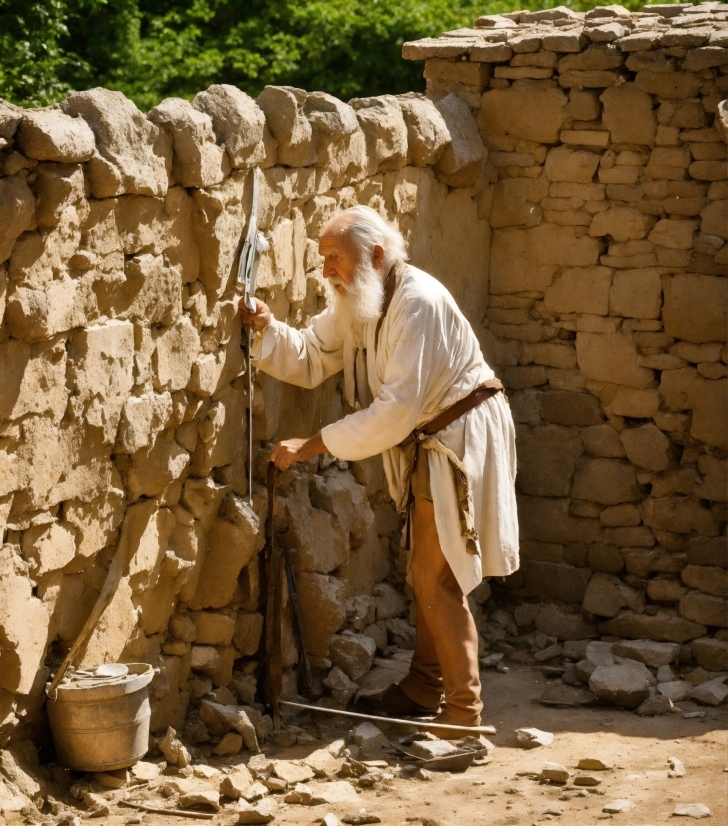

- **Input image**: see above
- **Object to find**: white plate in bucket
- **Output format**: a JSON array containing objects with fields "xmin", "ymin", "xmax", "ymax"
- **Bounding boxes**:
[{"xmin": 94, "ymin": 664, "xmax": 129, "ymax": 679}]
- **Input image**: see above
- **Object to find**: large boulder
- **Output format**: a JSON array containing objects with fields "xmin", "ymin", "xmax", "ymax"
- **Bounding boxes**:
[
  {"xmin": 148, "ymin": 97, "xmax": 228, "ymax": 187},
  {"xmin": 397, "ymin": 93, "xmax": 449, "ymax": 167},
  {"xmin": 189, "ymin": 496, "xmax": 262, "ymax": 609},
  {"xmin": 257, "ymin": 85, "xmax": 316, "ymax": 167},
  {"xmin": 0, "ymin": 176, "xmax": 35, "ymax": 265},
  {"xmin": 62, "ymin": 88, "xmax": 171, "ymax": 197},
  {"xmin": 350, "ymin": 95, "xmax": 408, "ymax": 175},
  {"xmin": 16, "ymin": 108, "xmax": 95, "ymax": 162},
  {"xmin": 433, "ymin": 93, "xmax": 485, "ymax": 187},
  {"xmin": 192, "ymin": 84, "xmax": 266, "ymax": 168}
]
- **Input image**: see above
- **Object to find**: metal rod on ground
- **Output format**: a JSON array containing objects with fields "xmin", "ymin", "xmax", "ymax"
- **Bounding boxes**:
[
  {"xmin": 119, "ymin": 799, "xmax": 215, "ymax": 820},
  {"xmin": 278, "ymin": 700, "xmax": 496, "ymax": 735}
]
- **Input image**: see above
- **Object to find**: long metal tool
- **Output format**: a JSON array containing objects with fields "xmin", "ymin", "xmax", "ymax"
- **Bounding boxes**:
[
  {"xmin": 278, "ymin": 700, "xmax": 497, "ymax": 735},
  {"xmin": 238, "ymin": 167, "xmax": 269, "ymax": 504}
]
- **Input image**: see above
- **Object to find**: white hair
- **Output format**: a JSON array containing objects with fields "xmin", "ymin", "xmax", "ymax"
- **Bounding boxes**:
[{"xmin": 323, "ymin": 205, "xmax": 408, "ymax": 270}]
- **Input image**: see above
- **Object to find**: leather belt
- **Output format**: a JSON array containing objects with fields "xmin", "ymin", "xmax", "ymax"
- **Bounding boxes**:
[{"xmin": 420, "ymin": 378, "xmax": 504, "ymax": 436}]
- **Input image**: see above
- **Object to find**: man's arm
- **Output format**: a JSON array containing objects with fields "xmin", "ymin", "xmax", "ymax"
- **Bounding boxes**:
[{"xmin": 239, "ymin": 297, "xmax": 344, "ymax": 390}]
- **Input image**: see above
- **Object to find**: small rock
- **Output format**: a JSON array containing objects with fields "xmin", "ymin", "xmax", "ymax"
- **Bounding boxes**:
[
  {"xmin": 310, "ymin": 780, "xmax": 362, "ymax": 805},
  {"xmin": 657, "ymin": 665, "xmax": 678, "ymax": 683},
  {"xmin": 585, "ymin": 641, "xmax": 615, "ymax": 666},
  {"xmin": 285, "ymin": 783, "xmax": 313, "ymax": 804},
  {"xmin": 271, "ymin": 760, "xmax": 315, "ymax": 785},
  {"xmin": 305, "ymin": 747, "xmax": 342, "ymax": 778},
  {"xmin": 612, "ymin": 639, "xmax": 679, "ymax": 668},
  {"xmin": 515, "ymin": 727, "xmax": 554, "ymax": 748},
  {"xmin": 342, "ymin": 811, "xmax": 382, "ymax": 825},
  {"xmin": 573, "ymin": 775, "xmax": 601, "ymax": 786},
  {"xmin": 159, "ymin": 726, "xmax": 191, "ymax": 768},
  {"xmin": 603, "ymin": 799, "xmax": 635, "ymax": 813},
  {"xmin": 408, "ymin": 740, "xmax": 459, "ymax": 760},
  {"xmin": 673, "ymin": 803, "xmax": 712, "ymax": 818},
  {"xmin": 131, "ymin": 761, "xmax": 162, "ymax": 782},
  {"xmin": 480, "ymin": 653, "xmax": 504, "ymax": 668},
  {"xmin": 496, "ymin": 662, "xmax": 510, "ymax": 673},
  {"xmin": 416, "ymin": 767, "xmax": 435, "ymax": 781},
  {"xmin": 213, "ymin": 732, "xmax": 244, "ymax": 755},
  {"xmin": 683, "ymin": 710, "xmax": 707, "ymax": 719},
  {"xmin": 242, "ymin": 781, "xmax": 270, "ymax": 802},
  {"xmin": 685, "ymin": 667, "xmax": 727, "ymax": 687},
  {"xmin": 208, "ymin": 686, "xmax": 238, "ymax": 705},
  {"xmin": 658, "ymin": 681, "xmax": 693, "ymax": 703},
  {"xmin": 577, "ymin": 758, "xmax": 612, "ymax": 771},
  {"xmin": 193, "ymin": 764, "xmax": 221, "ymax": 779},
  {"xmin": 637, "ymin": 694, "xmax": 674, "ymax": 716},
  {"xmin": 92, "ymin": 769, "xmax": 128, "ymax": 789},
  {"xmin": 544, "ymin": 806, "xmax": 563, "ymax": 816},
  {"xmin": 668, "ymin": 756, "xmax": 686, "ymax": 778},
  {"xmin": 589, "ymin": 664, "xmax": 651, "ymax": 709},
  {"xmin": 220, "ymin": 767, "xmax": 254, "ymax": 799},
  {"xmin": 179, "ymin": 790, "xmax": 221, "ymax": 811},
  {"xmin": 236, "ymin": 797, "xmax": 278, "ymax": 824},
  {"xmin": 263, "ymin": 776, "xmax": 287, "ymax": 792},
  {"xmin": 352, "ymin": 722, "xmax": 389, "ymax": 758},
  {"xmin": 83, "ymin": 792, "xmax": 110, "ymax": 816},
  {"xmin": 199, "ymin": 700, "xmax": 260, "ymax": 752},
  {"xmin": 322, "ymin": 815, "xmax": 341, "ymax": 826},
  {"xmin": 534, "ymin": 644, "xmax": 563, "ymax": 663},
  {"xmin": 541, "ymin": 762, "xmax": 570, "ymax": 783},
  {"xmin": 690, "ymin": 676, "xmax": 728, "ymax": 706},
  {"xmin": 562, "ymin": 640, "xmax": 590, "ymax": 660}
]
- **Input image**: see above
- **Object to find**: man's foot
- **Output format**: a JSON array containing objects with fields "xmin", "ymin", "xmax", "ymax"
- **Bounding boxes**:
[
  {"xmin": 424, "ymin": 711, "xmax": 482, "ymax": 739},
  {"xmin": 358, "ymin": 684, "xmax": 441, "ymax": 718}
]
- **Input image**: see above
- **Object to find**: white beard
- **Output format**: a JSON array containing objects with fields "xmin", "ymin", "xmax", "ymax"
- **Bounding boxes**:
[{"xmin": 328, "ymin": 260, "xmax": 386, "ymax": 345}]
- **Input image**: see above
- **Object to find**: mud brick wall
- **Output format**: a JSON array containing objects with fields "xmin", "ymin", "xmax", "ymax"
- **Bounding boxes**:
[
  {"xmin": 405, "ymin": 3, "xmax": 727, "ymax": 666},
  {"xmin": 0, "ymin": 83, "xmax": 490, "ymax": 744}
]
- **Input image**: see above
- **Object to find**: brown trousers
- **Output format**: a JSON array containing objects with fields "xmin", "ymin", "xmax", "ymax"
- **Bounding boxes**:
[{"xmin": 399, "ymin": 496, "xmax": 483, "ymax": 726}]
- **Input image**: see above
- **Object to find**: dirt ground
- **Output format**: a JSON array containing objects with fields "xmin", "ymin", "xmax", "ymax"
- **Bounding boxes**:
[{"xmin": 45, "ymin": 664, "xmax": 728, "ymax": 826}]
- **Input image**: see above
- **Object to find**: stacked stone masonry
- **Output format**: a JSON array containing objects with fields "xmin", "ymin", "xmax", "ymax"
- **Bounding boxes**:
[
  {"xmin": 0, "ymin": 77, "xmax": 491, "ymax": 746},
  {"xmin": 0, "ymin": 1, "xmax": 726, "ymax": 752},
  {"xmin": 404, "ymin": 2, "xmax": 728, "ymax": 664}
]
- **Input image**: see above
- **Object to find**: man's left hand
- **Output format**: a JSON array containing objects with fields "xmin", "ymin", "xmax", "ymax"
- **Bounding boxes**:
[{"xmin": 270, "ymin": 434, "xmax": 326, "ymax": 471}]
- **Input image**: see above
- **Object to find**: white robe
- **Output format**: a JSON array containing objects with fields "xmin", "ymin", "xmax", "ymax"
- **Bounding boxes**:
[{"xmin": 252, "ymin": 264, "xmax": 519, "ymax": 595}]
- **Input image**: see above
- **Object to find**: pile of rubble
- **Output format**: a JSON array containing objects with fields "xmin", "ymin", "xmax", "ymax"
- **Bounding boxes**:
[{"xmin": 472, "ymin": 598, "xmax": 727, "ymax": 715}]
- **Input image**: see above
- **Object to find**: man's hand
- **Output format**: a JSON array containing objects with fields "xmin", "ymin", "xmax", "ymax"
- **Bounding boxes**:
[
  {"xmin": 270, "ymin": 435, "xmax": 327, "ymax": 471},
  {"xmin": 239, "ymin": 296, "xmax": 271, "ymax": 331}
]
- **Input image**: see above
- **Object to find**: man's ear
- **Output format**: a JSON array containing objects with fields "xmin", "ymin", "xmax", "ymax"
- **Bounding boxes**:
[{"xmin": 372, "ymin": 244, "xmax": 385, "ymax": 270}]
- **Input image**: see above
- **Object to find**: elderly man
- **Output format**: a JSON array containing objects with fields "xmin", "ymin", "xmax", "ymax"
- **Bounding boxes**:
[{"xmin": 240, "ymin": 205, "xmax": 519, "ymax": 733}]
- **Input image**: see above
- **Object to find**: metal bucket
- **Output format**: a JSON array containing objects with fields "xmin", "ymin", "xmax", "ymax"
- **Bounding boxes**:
[{"xmin": 46, "ymin": 663, "xmax": 154, "ymax": 772}]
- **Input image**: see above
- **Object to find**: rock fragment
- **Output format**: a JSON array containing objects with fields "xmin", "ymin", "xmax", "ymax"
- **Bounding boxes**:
[
  {"xmin": 673, "ymin": 803, "xmax": 712, "ymax": 818},
  {"xmin": 179, "ymin": 790, "xmax": 221, "ymax": 811},
  {"xmin": 577, "ymin": 757, "xmax": 611, "ymax": 771},
  {"xmin": 637, "ymin": 694, "xmax": 673, "ymax": 716},
  {"xmin": 690, "ymin": 676, "xmax": 728, "ymax": 706},
  {"xmin": 541, "ymin": 762, "xmax": 570, "ymax": 783},
  {"xmin": 668, "ymin": 756, "xmax": 686, "ymax": 778},
  {"xmin": 159, "ymin": 726, "xmax": 191, "ymax": 768},
  {"xmin": 603, "ymin": 799, "xmax": 635, "ymax": 813},
  {"xmin": 235, "ymin": 797, "xmax": 278, "ymax": 824},
  {"xmin": 589, "ymin": 664, "xmax": 651, "ymax": 709},
  {"xmin": 515, "ymin": 727, "xmax": 554, "ymax": 748},
  {"xmin": 352, "ymin": 722, "xmax": 389, "ymax": 758}
]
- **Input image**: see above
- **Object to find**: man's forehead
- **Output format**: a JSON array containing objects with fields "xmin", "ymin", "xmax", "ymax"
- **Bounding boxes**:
[{"xmin": 319, "ymin": 226, "xmax": 352, "ymax": 256}]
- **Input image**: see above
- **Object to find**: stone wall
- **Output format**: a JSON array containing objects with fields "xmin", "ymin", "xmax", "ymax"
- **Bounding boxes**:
[
  {"xmin": 0, "ymin": 82, "xmax": 490, "ymax": 745},
  {"xmin": 405, "ymin": 3, "xmax": 727, "ymax": 664}
]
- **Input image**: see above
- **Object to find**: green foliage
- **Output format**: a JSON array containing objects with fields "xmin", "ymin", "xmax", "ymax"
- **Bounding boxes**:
[{"xmin": 1, "ymin": 0, "xmax": 675, "ymax": 110}]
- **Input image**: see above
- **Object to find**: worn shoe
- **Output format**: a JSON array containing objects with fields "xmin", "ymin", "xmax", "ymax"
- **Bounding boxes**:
[
  {"xmin": 358, "ymin": 683, "xmax": 441, "ymax": 718},
  {"xmin": 424, "ymin": 710, "xmax": 482, "ymax": 739}
]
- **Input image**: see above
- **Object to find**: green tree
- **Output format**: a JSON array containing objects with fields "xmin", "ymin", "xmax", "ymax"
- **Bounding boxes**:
[{"xmin": 0, "ymin": 0, "xmax": 670, "ymax": 111}]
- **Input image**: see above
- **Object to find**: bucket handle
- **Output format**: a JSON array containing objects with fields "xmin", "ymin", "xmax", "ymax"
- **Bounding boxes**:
[{"xmin": 46, "ymin": 531, "xmax": 132, "ymax": 700}]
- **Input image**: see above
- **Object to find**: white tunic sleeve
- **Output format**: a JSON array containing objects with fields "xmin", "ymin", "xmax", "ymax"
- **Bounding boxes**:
[
  {"xmin": 251, "ymin": 307, "xmax": 344, "ymax": 389},
  {"xmin": 321, "ymin": 293, "xmax": 432, "ymax": 461}
]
